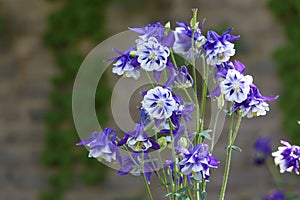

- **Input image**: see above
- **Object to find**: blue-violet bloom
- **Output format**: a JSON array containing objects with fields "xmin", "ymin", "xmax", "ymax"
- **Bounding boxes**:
[
  {"xmin": 180, "ymin": 144, "xmax": 219, "ymax": 181},
  {"xmin": 173, "ymin": 66, "xmax": 194, "ymax": 89},
  {"xmin": 253, "ymin": 137, "xmax": 272, "ymax": 165},
  {"xmin": 142, "ymin": 86, "xmax": 178, "ymax": 119},
  {"xmin": 263, "ymin": 189, "xmax": 285, "ymax": 200},
  {"xmin": 220, "ymin": 69, "xmax": 253, "ymax": 103},
  {"xmin": 107, "ymin": 47, "xmax": 140, "ymax": 80},
  {"xmin": 233, "ymin": 85, "xmax": 277, "ymax": 118},
  {"xmin": 130, "ymin": 22, "xmax": 175, "ymax": 48},
  {"xmin": 173, "ymin": 22, "xmax": 206, "ymax": 60},
  {"xmin": 272, "ymin": 140, "xmax": 300, "ymax": 174},
  {"xmin": 204, "ymin": 28, "xmax": 239, "ymax": 66},
  {"xmin": 118, "ymin": 123, "xmax": 160, "ymax": 152},
  {"xmin": 118, "ymin": 153, "xmax": 154, "ymax": 184},
  {"xmin": 137, "ymin": 37, "xmax": 170, "ymax": 72},
  {"xmin": 77, "ymin": 128, "xmax": 120, "ymax": 163}
]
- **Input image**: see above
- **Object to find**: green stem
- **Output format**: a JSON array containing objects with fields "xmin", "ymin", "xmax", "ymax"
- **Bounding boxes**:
[
  {"xmin": 142, "ymin": 172, "xmax": 154, "ymax": 200},
  {"xmin": 219, "ymin": 112, "xmax": 242, "ymax": 200},
  {"xmin": 266, "ymin": 158, "xmax": 283, "ymax": 188},
  {"xmin": 211, "ymin": 109, "xmax": 221, "ymax": 153},
  {"xmin": 141, "ymin": 152, "xmax": 154, "ymax": 200},
  {"xmin": 198, "ymin": 55, "xmax": 209, "ymax": 144},
  {"xmin": 169, "ymin": 119, "xmax": 178, "ymax": 200}
]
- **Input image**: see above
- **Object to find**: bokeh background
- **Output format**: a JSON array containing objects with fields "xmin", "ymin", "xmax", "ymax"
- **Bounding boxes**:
[{"xmin": 0, "ymin": 0, "xmax": 299, "ymax": 199}]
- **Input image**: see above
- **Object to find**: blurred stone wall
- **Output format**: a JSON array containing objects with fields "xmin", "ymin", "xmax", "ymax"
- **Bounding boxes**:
[{"xmin": 0, "ymin": 0, "xmax": 293, "ymax": 199}]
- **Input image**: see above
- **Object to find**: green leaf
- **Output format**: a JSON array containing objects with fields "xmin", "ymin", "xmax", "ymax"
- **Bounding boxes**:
[
  {"xmin": 200, "ymin": 191, "xmax": 207, "ymax": 200},
  {"xmin": 177, "ymin": 185, "xmax": 193, "ymax": 193},
  {"xmin": 231, "ymin": 145, "xmax": 242, "ymax": 152},
  {"xmin": 200, "ymin": 130, "xmax": 212, "ymax": 140}
]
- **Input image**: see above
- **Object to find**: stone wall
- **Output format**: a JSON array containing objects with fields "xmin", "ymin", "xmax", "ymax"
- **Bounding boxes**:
[{"xmin": 0, "ymin": 0, "xmax": 292, "ymax": 199}]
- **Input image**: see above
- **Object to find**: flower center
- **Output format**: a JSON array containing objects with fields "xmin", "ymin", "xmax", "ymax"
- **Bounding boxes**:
[
  {"xmin": 232, "ymin": 83, "xmax": 240, "ymax": 92},
  {"xmin": 134, "ymin": 141, "xmax": 146, "ymax": 151},
  {"xmin": 149, "ymin": 53, "xmax": 158, "ymax": 61}
]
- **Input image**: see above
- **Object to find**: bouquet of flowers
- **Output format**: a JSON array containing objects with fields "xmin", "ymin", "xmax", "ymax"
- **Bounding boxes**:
[{"xmin": 76, "ymin": 9, "xmax": 299, "ymax": 200}]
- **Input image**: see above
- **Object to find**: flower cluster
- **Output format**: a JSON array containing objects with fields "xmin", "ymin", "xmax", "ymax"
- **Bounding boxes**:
[
  {"xmin": 211, "ymin": 61, "xmax": 277, "ymax": 118},
  {"xmin": 77, "ymin": 10, "xmax": 278, "ymax": 200}
]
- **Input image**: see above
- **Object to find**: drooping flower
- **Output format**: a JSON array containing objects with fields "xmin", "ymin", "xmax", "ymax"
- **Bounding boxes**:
[
  {"xmin": 220, "ymin": 69, "xmax": 253, "ymax": 103},
  {"xmin": 142, "ymin": 86, "xmax": 177, "ymax": 119},
  {"xmin": 137, "ymin": 37, "xmax": 170, "ymax": 72},
  {"xmin": 118, "ymin": 152, "xmax": 155, "ymax": 184},
  {"xmin": 173, "ymin": 94, "xmax": 194, "ymax": 125},
  {"xmin": 204, "ymin": 28, "xmax": 239, "ymax": 66},
  {"xmin": 253, "ymin": 137, "xmax": 272, "ymax": 165},
  {"xmin": 180, "ymin": 144, "xmax": 219, "ymax": 181},
  {"xmin": 130, "ymin": 22, "xmax": 175, "ymax": 47},
  {"xmin": 272, "ymin": 140, "xmax": 300, "ymax": 174},
  {"xmin": 76, "ymin": 128, "xmax": 120, "ymax": 163},
  {"xmin": 173, "ymin": 66, "xmax": 194, "ymax": 89},
  {"xmin": 233, "ymin": 85, "xmax": 277, "ymax": 118},
  {"xmin": 106, "ymin": 47, "xmax": 140, "ymax": 80},
  {"xmin": 173, "ymin": 21, "xmax": 206, "ymax": 60},
  {"xmin": 263, "ymin": 189, "xmax": 285, "ymax": 200},
  {"xmin": 118, "ymin": 123, "xmax": 160, "ymax": 152}
]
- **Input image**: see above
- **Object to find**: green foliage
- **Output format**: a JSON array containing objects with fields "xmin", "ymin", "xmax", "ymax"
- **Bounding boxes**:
[
  {"xmin": 268, "ymin": 0, "xmax": 300, "ymax": 144},
  {"xmin": 41, "ymin": 0, "xmax": 111, "ymax": 199}
]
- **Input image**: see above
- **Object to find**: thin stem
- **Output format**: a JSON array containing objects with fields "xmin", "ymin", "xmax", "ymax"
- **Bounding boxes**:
[
  {"xmin": 170, "ymin": 49, "xmax": 178, "ymax": 69},
  {"xmin": 219, "ymin": 112, "xmax": 242, "ymax": 200},
  {"xmin": 210, "ymin": 109, "xmax": 221, "ymax": 153},
  {"xmin": 142, "ymin": 172, "xmax": 154, "ymax": 200},
  {"xmin": 266, "ymin": 158, "xmax": 283, "ymax": 188},
  {"xmin": 169, "ymin": 119, "xmax": 178, "ymax": 200},
  {"xmin": 198, "ymin": 55, "xmax": 209, "ymax": 144}
]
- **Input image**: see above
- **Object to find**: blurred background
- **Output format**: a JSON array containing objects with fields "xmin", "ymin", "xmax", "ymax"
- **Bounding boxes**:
[{"xmin": 0, "ymin": 0, "xmax": 299, "ymax": 199}]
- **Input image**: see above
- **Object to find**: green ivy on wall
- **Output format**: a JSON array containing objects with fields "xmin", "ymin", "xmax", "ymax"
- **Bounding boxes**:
[
  {"xmin": 41, "ymin": 0, "xmax": 111, "ymax": 199},
  {"xmin": 268, "ymin": 0, "xmax": 300, "ymax": 144}
]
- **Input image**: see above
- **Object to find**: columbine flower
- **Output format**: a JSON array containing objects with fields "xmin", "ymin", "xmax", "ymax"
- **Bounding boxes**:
[
  {"xmin": 106, "ymin": 47, "xmax": 140, "ymax": 80},
  {"xmin": 220, "ymin": 69, "xmax": 253, "ymax": 103},
  {"xmin": 180, "ymin": 144, "xmax": 218, "ymax": 181},
  {"xmin": 118, "ymin": 123, "xmax": 160, "ymax": 152},
  {"xmin": 209, "ymin": 61, "xmax": 246, "ymax": 98},
  {"xmin": 272, "ymin": 140, "xmax": 300, "ymax": 174},
  {"xmin": 253, "ymin": 137, "xmax": 272, "ymax": 165},
  {"xmin": 137, "ymin": 37, "xmax": 170, "ymax": 72},
  {"xmin": 263, "ymin": 189, "xmax": 285, "ymax": 200},
  {"xmin": 173, "ymin": 21, "xmax": 206, "ymax": 60},
  {"xmin": 76, "ymin": 128, "xmax": 120, "ymax": 163},
  {"xmin": 233, "ymin": 85, "xmax": 277, "ymax": 118},
  {"xmin": 130, "ymin": 22, "xmax": 175, "ymax": 48},
  {"xmin": 142, "ymin": 86, "xmax": 177, "ymax": 119},
  {"xmin": 173, "ymin": 66, "xmax": 194, "ymax": 89},
  {"xmin": 118, "ymin": 153, "xmax": 154, "ymax": 184},
  {"xmin": 204, "ymin": 28, "xmax": 239, "ymax": 66}
]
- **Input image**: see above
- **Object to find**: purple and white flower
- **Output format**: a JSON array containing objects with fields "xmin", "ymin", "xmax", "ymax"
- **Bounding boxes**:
[
  {"xmin": 173, "ymin": 66, "xmax": 194, "ymax": 89},
  {"xmin": 137, "ymin": 37, "xmax": 170, "ymax": 72},
  {"xmin": 130, "ymin": 22, "xmax": 175, "ymax": 48},
  {"xmin": 220, "ymin": 69, "xmax": 253, "ymax": 103},
  {"xmin": 107, "ymin": 47, "xmax": 140, "ymax": 80},
  {"xmin": 76, "ymin": 128, "xmax": 120, "ymax": 163},
  {"xmin": 272, "ymin": 140, "xmax": 300, "ymax": 174},
  {"xmin": 204, "ymin": 28, "xmax": 239, "ymax": 66},
  {"xmin": 233, "ymin": 85, "xmax": 277, "ymax": 118},
  {"xmin": 173, "ymin": 22, "xmax": 206, "ymax": 60},
  {"xmin": 118, "ymin": 123, "xmax": 160, "ymax": 152},
  {"xmin": 142, "ymin": 86, "xmax": 177, "ymax": 119},
  {"xmin": 180, "ymin": 144, "xmax": 219, "ymax": 181}
]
